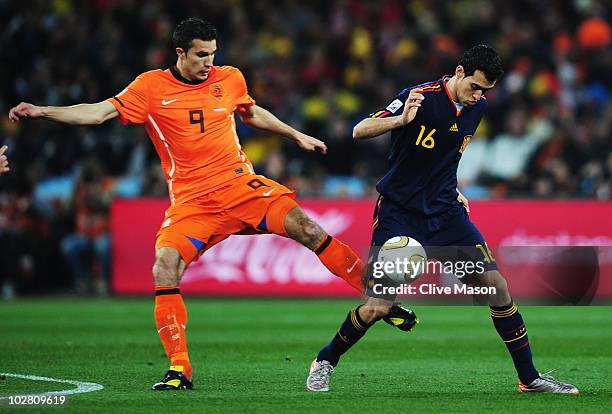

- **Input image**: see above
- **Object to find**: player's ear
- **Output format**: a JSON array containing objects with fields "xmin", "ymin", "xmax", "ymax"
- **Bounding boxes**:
[
  {"xmin": 455, "ymin": 65, "xmax": 465, "ymax": 79},
  {"xmin": 176, "ymin": 47, "xmax": 186, "ymax": 59}
]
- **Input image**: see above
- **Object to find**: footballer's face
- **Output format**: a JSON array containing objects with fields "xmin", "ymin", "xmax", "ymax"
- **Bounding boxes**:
[
  {"xmin": 176, "ymin": 38, "xmax": 217, "ymax": 81},
  {"xmin": 454, "ymin": 66, "xmax": 496, "ymax": 106}
]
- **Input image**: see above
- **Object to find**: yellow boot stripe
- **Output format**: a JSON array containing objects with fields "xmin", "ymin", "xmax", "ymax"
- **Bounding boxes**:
[
  {"xmin": 165, "ymin": 379, "xmax": 182, "ymax": 388},
  {"xmin": 387, "ymin": 317, "xmax": 404, "ymax": 326}
]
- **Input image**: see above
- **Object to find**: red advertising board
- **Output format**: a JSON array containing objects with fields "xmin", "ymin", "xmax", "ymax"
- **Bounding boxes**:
[{"xmin": 111, "ymin": 199, "xmax": 612, "ymax": 299}]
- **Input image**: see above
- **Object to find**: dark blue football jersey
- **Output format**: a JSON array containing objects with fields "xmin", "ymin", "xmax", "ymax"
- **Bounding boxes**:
[{"xmin": 368, "ymin": 78, "xmax": 487, "ymax": 216}]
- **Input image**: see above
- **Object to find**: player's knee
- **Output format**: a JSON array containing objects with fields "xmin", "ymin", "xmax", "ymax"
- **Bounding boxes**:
[
  {"xmin": 484, "ymin": 270, "xmax": 512, "ymax": 306},
  {"xmin": 152, "ymin": 261, "xmax": 179, "ymax": 286},
  {"xmin": 152, "ymin": 248, "xmax": 181, "ymax": 286},
  {"xmin": 485, "ymin": 270, "xmax": 508, "ymax": 291}
]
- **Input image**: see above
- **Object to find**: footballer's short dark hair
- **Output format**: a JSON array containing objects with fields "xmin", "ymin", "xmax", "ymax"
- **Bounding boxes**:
[
  {"xmin": 459, "ymin": 44, "xmax": 504, "ymax": 83},
  {"xmin": 173, "ymin": 18, "xmax": 217, "ymax": 52}
]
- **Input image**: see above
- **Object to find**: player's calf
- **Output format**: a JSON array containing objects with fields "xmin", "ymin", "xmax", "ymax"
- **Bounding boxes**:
[
  {"xmin": 284, "ymin": 206, "xmax": 326, "ymax": 250},
  {"xmin": 358, "ymin": 297, "xmax": 393, "ymax": 325}
]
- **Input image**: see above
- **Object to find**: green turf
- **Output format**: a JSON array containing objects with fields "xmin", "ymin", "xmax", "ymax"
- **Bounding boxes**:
[{"xmin": 0, "ymin": 299, "xmax": 610, "ymax": 413}]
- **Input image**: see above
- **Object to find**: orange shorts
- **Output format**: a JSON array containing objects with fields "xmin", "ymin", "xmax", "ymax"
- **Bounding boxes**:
[{"xmin": 155, "ymin": 174, "xmax": 297, "ymax": 265}]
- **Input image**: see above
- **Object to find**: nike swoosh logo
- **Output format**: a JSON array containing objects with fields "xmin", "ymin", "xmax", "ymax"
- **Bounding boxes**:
[
  {"xmin": 161, "ymin": 99, "xmax": 179, "ymax": 106},
  {"xmin": 347, "ymin": 259, "xmax": 360, "ymax": 273},
  {"xmin": 263, "ymin": 189, "xmax": 275, "ymax": 197}
]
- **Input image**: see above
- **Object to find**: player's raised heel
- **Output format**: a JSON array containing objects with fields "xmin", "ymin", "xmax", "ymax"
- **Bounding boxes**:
[
  {"xmin": 383, "ymin": 305, "xmax": 418, "ymax": 331},
  {"xmin": 518, "ymin": 372, "xmax": 579, "ymax": 395},
  {"xmin": 152, "ymin": 370, "xmax": 193, "ymax": 390},
  {"xmin": 306, "ymin": 359, "xmax": 334, "ymax": 392}
]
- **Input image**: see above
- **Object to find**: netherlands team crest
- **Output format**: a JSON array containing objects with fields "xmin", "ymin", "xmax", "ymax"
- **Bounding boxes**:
[{"xmin": 210, "ymin": 83, "xmax": 226, "ymax": 100}]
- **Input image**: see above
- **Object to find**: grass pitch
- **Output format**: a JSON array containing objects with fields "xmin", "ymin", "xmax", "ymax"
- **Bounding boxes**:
[{"xmin": 0, "ymin": 299, "xmax": 610, "ymax": 413}]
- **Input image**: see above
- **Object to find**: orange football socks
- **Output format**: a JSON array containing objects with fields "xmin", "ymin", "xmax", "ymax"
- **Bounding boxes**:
[
  {"xmin": 154, "ymin": 286, "xmax": 192, "ymax": 379},
  {"xmin": 314, "ymin": 235, "xmax": 364, "ymax": 292}
]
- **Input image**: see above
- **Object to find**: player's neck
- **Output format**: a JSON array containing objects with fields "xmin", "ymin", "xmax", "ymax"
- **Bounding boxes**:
[
  {"xmin": 174, "ymin": 60, "xmax": 207, "ymax": 84},
  {"xmin": 444, "ymin": 76, "xmax": 460, "ymax": 102}
]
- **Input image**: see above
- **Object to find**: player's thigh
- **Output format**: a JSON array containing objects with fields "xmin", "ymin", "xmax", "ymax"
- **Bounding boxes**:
[
  {"xmin": 155, "ymin": 203, "xmax": 223, "ymax": 267},
  {"xmin": 255, "ymin": 200, "xmax": 326, "ymax": 250},
  {"xmin": 370, "ymin": 196, "xmax": 420, "ymax": 246},
  {"xmin": 439, "ymin": 210, "xmax": 499, "ymax": 276},
  {"xmin": 226, "ymin": 176, "xmax": 327, "ymax": 248}
]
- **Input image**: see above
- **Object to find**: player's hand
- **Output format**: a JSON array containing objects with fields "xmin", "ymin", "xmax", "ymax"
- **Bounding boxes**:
[
  {"xmin": 401, "ymin": 88, "xmax": 424, "ymax": 125},
  {"xmin": 457, "ymin": 190, "xmax": 470, "ymax": 213},
  {"xmin": 0, "ymin": 145, "xmax": 9, "ymax": 174},
  {"xmin": 293, "ymin": 132, "xmax": 328, "ymax": 154},
  {"xmin": 8, "ymin": 102, "xmax": 44, "ymax": 122}
]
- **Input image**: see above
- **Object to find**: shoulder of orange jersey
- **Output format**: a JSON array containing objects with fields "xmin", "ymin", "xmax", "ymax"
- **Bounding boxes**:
[
  {"xmin": 213, "ymin": 65, "xmax": 246, "ymax": 79},
  {"xmin": 137, "ymin": 69, "xmax": 166, "ymax": 80},
  {"xmin": 213, "ymin": 65, "xmax": 240, "ymax": 73}
]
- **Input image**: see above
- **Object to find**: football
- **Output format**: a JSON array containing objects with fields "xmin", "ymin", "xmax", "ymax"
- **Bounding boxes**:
[{"xmin": 376, "ymin": 236, "xmax": 427, "ymax": 284}]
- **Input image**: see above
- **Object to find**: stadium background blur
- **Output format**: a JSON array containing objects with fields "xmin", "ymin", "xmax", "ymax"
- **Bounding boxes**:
[{"xmin": 0, "ymin": 0, "xmax": 610, "ymax": 296}]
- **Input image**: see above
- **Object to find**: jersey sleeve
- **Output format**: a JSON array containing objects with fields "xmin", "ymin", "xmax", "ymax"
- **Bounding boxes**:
[
  {"xmin": 107, "ymin": 74, "xmax": 149, "ymax": 125},
  {"xmin": 232, "ymin": 68, "xmax": 256, "ymax": 112},
  {"xmin": 368, "ymin": 88, "xmax": 410, "ymax": 118}
]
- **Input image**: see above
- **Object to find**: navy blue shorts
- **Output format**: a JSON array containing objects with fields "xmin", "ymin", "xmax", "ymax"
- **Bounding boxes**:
[{"xmin": 371, "ymin": 195, "xmax": 498, "ymax": 272}]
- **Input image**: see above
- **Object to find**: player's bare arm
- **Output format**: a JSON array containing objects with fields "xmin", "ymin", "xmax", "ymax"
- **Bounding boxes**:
[
  {"xmin": 457, "ymin": 188, "xmax": 470, "ymax": 213},
  {"xmin": 0, "ymin": 145, "xmax": 9, "ymax": 173},
  {"xmin": 353, "ymin": 88, "xmax": 424, "ymax": 139},
  {"xmin": 238, "ymin": 104, "xmax": 327, "ymax": 154},
  {"xmin": 8, "ymin": 100, "xmax": 118, "ymax": 125}
]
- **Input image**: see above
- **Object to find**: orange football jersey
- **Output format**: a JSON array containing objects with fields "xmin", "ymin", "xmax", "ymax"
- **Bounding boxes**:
[{"xmin": 108, "ymin": 65, "xmax": 256, "ymax": 204}]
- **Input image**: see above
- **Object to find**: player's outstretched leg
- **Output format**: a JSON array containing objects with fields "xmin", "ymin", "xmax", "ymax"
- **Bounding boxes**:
[
  {"xmin": 478, "ymin": 270, "xmax": 578, "ymax": 394},
  {"xmin": 306, "ymin": 298, "xmax": 417, "ymax": 392},
  {"xmin": 267, "ymin": 199, "xmax": 364, "ymax": 292},
  {"xmin": 151, "ymin": 247, "xmax": 193, "ymax": 390}
]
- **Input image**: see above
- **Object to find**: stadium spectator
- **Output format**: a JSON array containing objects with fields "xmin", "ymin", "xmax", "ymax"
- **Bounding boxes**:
[
  {"xmin": 0, "ymin": 145, "xmax": 8, "ymax": 174},
  {"xmin": 1, "ymin": 0, "xmax": 610, "ymax": 293},
  {"xmin": 60, "ymin": 160, "xmax": 111, "ymax": 295}
]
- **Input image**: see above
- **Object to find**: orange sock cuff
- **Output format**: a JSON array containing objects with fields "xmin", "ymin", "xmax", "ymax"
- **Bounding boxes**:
[
  {"xmin": 313, "ymin": 234, "xmax": 332, "ymax": 255},
  {"xmin": 316, "ymin": 237, "xmax": 364, "ymax": 292},
  {"xmin": 155, "ymin": 286, "xmax": 180, "ymax": 295}
]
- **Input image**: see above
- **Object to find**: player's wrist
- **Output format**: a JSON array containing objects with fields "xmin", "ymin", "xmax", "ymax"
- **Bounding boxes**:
[
  {"xmin": 287, "ymin": 130, "xmax": 302, "ymax": 142},
  {"xmin": 394, "ymin": 115, "xmax": 408, "ymax": 128}
]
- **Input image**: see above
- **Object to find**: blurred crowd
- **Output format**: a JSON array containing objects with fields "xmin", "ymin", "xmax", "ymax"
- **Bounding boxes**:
[{"xmin": 0, "ymin": 0, "xmax": 610, "ymax": 295}]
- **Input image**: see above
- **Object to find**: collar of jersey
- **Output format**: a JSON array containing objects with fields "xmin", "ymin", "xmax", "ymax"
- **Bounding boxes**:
[
  {"xmin": 169, "ymin": 65, "xmax": 212, "ymax": 85},
  {"xmin": 441, "ymin": 75, "xmax": 464, "ymax": 117}
]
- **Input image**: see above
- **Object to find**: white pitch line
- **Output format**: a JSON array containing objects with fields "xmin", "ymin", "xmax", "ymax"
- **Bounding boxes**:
[{"xmin": 0, "ymin": 373, "xmax": 104, "ymax": 398}]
